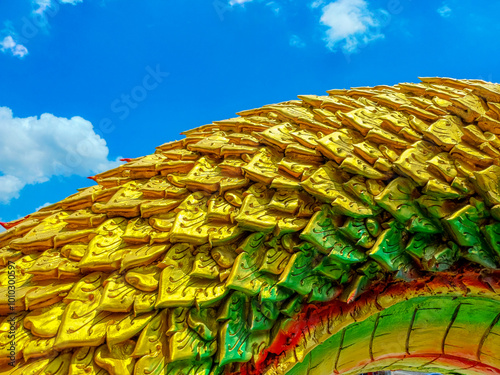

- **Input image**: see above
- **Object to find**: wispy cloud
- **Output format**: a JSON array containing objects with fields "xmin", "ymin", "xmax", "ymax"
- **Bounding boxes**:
[
  {"xmin": 0, "ymin": 0, "xmax": 85, "ymax": 58},
  {"xmin": 289, "ymin": 34, "xmax": 306, "ymax": 48},
  {"xmin": 311, "ymin": 0, "xmax": 325, "ymax": 8},
  {"xmin": 266, "ymin": 1, "xmax": 280, "ymax": 14},
  {"xmin": 33, "ymin": 0, "xmax": 83, "ymax": 14},
  {"xmin": 0, "ymin": 36, "xmax": 28, "ymax": 58},
  {"xmin": 0, "ymin": 106, "xmax": 122, "ymax": 204},
  {"xmin": 229, "ymin": 0, "xmax": 253, "ymax": 5},
  {"xmin": 35, "ymin": 202, "xmax": 53, "ymax": 211},
  {"xmin": 33, "ymin": 0, "xmax": 53, "ymax": 14},
  {"xmin": 437, "ymin": 3, "xmax": 452, "ymax": 18},
  {"xmin": 318, "ymin": 0, "xmax": 386, "ymax": 54}
]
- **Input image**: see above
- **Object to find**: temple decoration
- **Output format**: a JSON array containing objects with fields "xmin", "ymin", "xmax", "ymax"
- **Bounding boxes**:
[{"xmin": 1, "ymin": 77, "xmax": 500, "ymax": 375}]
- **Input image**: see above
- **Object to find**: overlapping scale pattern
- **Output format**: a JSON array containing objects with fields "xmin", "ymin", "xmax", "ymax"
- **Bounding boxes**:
[{"xmin": 1, "ymin": 77, "xmax": 500, "ymax": 375}]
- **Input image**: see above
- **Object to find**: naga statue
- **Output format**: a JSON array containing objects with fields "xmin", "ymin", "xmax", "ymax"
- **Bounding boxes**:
[{"xmin": 1, "ymin": 77, "xmax": 500, "ymax": 375}]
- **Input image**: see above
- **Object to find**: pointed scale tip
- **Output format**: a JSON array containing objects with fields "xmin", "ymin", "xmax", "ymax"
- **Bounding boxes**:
[{"xmin": 0, "ymin": 215, "xmax": 30, "ymax": 229}]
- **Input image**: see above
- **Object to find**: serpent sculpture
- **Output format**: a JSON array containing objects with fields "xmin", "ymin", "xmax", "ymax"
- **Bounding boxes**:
[{"xmin": 1, "ymin": 77, "xmax": 500, "ymax": 375}]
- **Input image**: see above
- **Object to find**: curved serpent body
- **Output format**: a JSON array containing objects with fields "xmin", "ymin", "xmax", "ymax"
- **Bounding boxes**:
[{"xmin": 1, "ymin": 77, "xmax": 500, "ymax": 375}]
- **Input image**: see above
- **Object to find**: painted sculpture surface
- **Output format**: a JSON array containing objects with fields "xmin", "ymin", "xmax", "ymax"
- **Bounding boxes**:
[{"xmin": 1, "ymin": 77, "xmax": 500, "ymax": 375}]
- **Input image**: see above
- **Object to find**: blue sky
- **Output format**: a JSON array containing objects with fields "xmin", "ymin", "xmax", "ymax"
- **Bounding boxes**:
[{"xmin": 0, "ymin": 0, "xmax": 499, "ymax": 228}]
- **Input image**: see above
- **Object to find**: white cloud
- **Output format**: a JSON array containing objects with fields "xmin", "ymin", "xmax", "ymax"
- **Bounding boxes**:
[
  {"xmin": 229, "ymin": 0, "xmax": 253, "ymax": 5},
  {"xmin": 36, "ymin": 202, "xmax": 52, "ymax": 211},
  {"xmin": 0, "ymin": 107, "xmax": 122, "ymax": 204},
  {"xmin": 266, "ymin": 1, "xmax": 280, "ymax": 14},
  {"xmin": 0, "ymin": 176, "xmax": 24, "ymax": 203},
  {"xmin": 0, "ymin": 1, "xmax": 84, "ymax": 60},
  {"xmin": 0, "ymin": 36, "xmax": 28, "ymax": 58},
  {"xmin": 318, "ymin": 0, "xmax": 385, "ymax": 53},
  {"xmin": 437, "ymin": 4, "xmax": 452, "ymax": 18},
  {"xmin": 289, "ymin": 35, "xmax": 306, "ymax": 48},
  {"xmin": 33, "ymin": 0, "xmax": 82, "ymax": 14},
  {"xmin": 311, "ymin": 0, "xmax": 325, "ymax": 8},
  {"xmin": 33, "ymin": 0, "xmax": 52, "ymax": 14}
]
